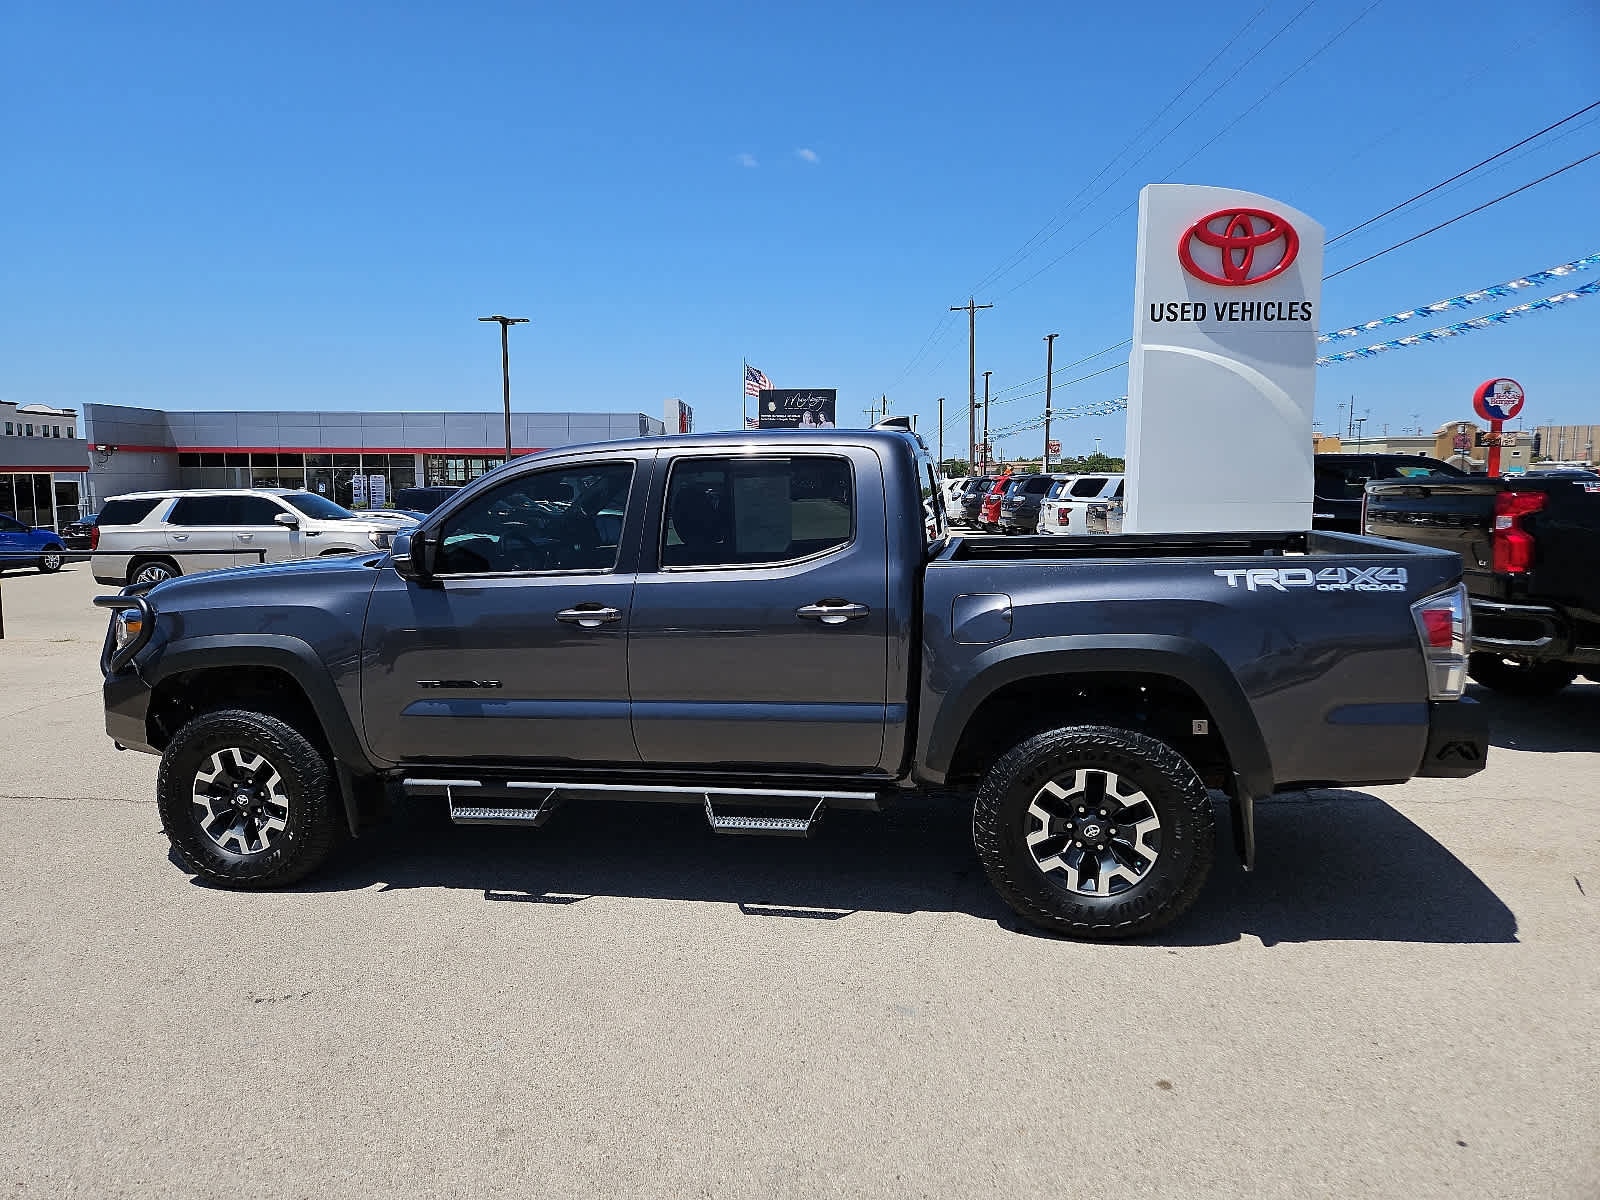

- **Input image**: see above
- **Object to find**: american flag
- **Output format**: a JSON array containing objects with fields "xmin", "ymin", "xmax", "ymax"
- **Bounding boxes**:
[{"xmin": 744, "ymin": 364, "xmax": 771, "ymax": 397}]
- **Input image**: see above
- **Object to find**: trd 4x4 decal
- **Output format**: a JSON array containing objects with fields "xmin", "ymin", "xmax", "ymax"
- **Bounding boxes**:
[{"xmin": 1214, "ymin": 565, "xmax": 1409, "ymax": 593}]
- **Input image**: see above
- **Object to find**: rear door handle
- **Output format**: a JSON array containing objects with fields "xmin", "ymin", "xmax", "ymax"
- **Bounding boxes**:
[
  {"xmin": 239, "ymin": 534, "xmax": 254, "ymax": 541},
  {"xmin": 556, "ymin": 605, "xmax": 622, "ymax": 628},
  {"xmin": 171, "ymin": 534, "xmax": 189, "ymax": 542},
  {"xmin": 797, "ymin": 600, "xmax": 870, "ymax": 625}
]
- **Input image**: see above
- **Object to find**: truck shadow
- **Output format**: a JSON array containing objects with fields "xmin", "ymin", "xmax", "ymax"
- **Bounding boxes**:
[
  {"xmin": 301, "ymin": 790, "xmax": 1516, "ymax": 947},
  {"xmin": 1470, "ymin": 681, "xmax": 1600, "ymax": 754}
]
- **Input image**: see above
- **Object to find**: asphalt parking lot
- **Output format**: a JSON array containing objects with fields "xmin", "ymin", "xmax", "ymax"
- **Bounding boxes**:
[{"xmin": 1, "ymin": 563, "xmax": 1596, "ymax": 1199}]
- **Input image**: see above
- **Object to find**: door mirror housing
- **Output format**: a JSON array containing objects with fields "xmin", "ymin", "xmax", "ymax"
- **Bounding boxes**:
[
  {"xmin": 390, "ymin": 529, "xmax": 437, "ymax": 581},
  {"xmin": 274, "ymin": 512, "xmax": 300, "ymax": 529}
]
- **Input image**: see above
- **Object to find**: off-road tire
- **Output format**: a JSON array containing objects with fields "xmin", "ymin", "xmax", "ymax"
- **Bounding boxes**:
[
  {"xmin": 37, "ymin": 546, "xmax": 65, "ymax": 573},
  {"xmin": 157, "ymin": 708, "xmax": 344, "ymax": 889},
  {"xmin": 1467, "ymin": 653, "xmax": 1577, "ymax": 696},
  {"xmin": 973, "ymin": 724, "xmax": 1216, "ymax": 940}
]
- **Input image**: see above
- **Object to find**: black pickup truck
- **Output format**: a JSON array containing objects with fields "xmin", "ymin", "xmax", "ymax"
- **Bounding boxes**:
[
  {"xmin": 1365, "ymin": 469, "xmax": 1600, "ymax": 694},
  {"xmin": 96, "ymin": 430, "xmax": 1486, "ymax": 939}
]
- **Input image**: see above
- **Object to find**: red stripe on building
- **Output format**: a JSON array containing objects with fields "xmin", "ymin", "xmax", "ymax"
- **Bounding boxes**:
[{"xmin": 105, "ymin": 445, "xmax": 551, "ymax": 456}]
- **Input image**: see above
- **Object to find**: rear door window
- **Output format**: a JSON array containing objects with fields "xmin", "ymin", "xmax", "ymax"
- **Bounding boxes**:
[
  {"xmin": 167, "ymin": 496, "xmax": 236, "ymax": 526},
  {"xmin": 97, "ymin": 497, "xmax": 164, "ymax": 527},
  {"xmin": 662, "ymin": 455, "xmax": 853, "ymax": 568}
]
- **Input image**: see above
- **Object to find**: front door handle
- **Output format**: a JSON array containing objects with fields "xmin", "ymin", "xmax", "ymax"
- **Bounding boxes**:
[
  {"xmin": 171, "ymin": 534, "xmax": 189, "ymax": 542},
  {"xmin": 239, "ymin": 533, "xmax": 254, "ymax": 541},
  {"xmin": 556, "ymin": 605, "xmax": 623, "ymax": 629},
  {"xmin": 797, "ymin": 600, "xmax": 870, "ymax": 625}
]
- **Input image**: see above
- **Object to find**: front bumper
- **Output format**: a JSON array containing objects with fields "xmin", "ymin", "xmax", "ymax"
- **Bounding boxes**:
[{"xmin": 1416, "ymin": 698, "xmax": 1489, "ymax": 778}]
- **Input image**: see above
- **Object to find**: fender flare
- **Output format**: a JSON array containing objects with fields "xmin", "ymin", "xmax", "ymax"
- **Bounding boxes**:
[
  {"xmin": 149, "ymin": 634, "xmax": 381, "ymax": 835},
  {"xmin": 922, "ymin": 634, "xmax": 1273, "ymax": 866}
]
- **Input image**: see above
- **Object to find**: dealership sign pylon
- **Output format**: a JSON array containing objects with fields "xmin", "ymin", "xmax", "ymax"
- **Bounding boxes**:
[{"xmin": 1123, "ymin": 185, "xmax": 1325, "ymax": 533}]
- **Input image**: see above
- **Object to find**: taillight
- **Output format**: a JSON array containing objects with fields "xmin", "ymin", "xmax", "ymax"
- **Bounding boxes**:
[
  {"xmin": 1492, "ymin": 490, "xmax": 1544, "ymax": 574},
  {"xmin": 1411, "ymin": 585, "xmax": 1469, "ymax": 700},
  {"xmin": 90, "ymin": 523, "xmax": 100, "ymax": 551}
]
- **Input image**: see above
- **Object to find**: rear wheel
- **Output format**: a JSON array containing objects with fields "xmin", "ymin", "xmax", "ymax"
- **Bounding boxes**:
[
  {"xmin": 128, "ymin": 558, "xmax": 180, "ymax": 585},
  {"xmin": 973, "ymin": 725, "xmax": 1216, "ymax": 940},
  {"xmin": 1467, "ymin": 653, "xmax": 1577, "ymax": 696},
  {"xmin": 37, "ymin": 546, "xmax": 64, "ymax": 573},
  {"xmin": 156, "ymin": 708, "xmax": 344, "ymax": 889}
]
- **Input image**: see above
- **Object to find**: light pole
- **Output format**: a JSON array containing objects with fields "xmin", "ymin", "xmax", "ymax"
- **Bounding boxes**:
[
  {"xmin": 1042, "ymin": 333, "xmax": 1058, "ymax": 472},
  {"xmin": 981, "ymin": 370, "xmax": 992, "ymax": 475},
  {"xmin": 478, "ymin": 315, "xmax": 529, "ymax": 461}
]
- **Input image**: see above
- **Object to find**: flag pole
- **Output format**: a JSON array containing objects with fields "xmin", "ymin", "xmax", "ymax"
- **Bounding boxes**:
[{"xmin": 742, "ymin": 357, "xmax": 748, "ymax": 429}]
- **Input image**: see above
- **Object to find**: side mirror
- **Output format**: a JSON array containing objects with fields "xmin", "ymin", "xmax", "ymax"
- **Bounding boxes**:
[
  {"xmin": 390, "ymin": 530, "xmax": 436, "ymax": 581},
  {"xmin": 274, "ymin": 512, "xmax": 300, "ymax": 529}
]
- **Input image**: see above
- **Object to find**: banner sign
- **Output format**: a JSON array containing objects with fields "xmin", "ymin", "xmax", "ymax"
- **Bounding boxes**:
[
  {"xmin": 1125, "ymin": 184, "xmax": 1324, "ymax": 533},
  {"xmin": 351, "ymin": 474, "xmax": 368, "ymax": 507},
  {"xmin": 757, "ymin": 388, "xmax": 837, "ymax": 430},
  {"xmin": 368, "ymin": 475, "xmax": 387, "ymax": 509}
]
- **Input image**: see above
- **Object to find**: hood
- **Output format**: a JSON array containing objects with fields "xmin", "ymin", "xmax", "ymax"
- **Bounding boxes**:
[{"xmin": 139, "ymin": 551, "xmax": 385, "ymax": 608}]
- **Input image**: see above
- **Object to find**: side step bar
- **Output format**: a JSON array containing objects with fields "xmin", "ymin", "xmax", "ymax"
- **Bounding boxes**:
[{"xmin": 401, "ymin": 777, "xmax": 877, "ymax": 838}]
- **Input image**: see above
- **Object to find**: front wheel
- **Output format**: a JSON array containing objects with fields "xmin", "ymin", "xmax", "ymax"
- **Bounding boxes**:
[
  {"xmin": 156, "ymin": 708, "xmax": 345, "ymax": 889},
  {"xmin": 973, "ymin": 725, "xmax": 1216, "ymax": 940},
  {"xmin": 1467, "ymin": 653, "xmax": 1577, "ymax": 696},
  {"xmin": 37, "ymin": 547, "xmax": 64, "ymax": 573}
]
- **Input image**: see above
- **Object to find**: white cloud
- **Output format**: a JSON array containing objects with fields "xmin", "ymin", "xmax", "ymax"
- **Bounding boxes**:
[
  {"xmin": 795, "ymin": 147, "xmax": 819, "ymax": 164},
  {"xmin": 736, "ymin": 152, "xmax": 759, "ymax": 168}
]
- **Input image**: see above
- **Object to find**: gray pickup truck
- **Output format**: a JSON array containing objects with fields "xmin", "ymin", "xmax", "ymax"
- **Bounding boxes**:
[{"xmin": 97, "ymin": 430, "xmax": 1487, "ymax": 938}]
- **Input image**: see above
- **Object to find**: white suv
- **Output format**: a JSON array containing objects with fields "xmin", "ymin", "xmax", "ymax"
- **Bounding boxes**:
[
  {"xmin": 91, "ymin": 489, "xmax": 416, "ymax": 586},
  {"xmin": 1037, "ymin": 474, "xmax": 1125, "ymax": 534}
]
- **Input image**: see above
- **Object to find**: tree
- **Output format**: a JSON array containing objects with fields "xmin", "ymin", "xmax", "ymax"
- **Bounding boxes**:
[{"xmin": 940, "ymin": 459, "xmax": 972, "ymax": 477}]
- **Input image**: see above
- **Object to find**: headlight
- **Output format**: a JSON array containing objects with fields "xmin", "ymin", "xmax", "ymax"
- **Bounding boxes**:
[
  {"xmin": 369, "ymin": 530, "xmax": 393, "ymax": 550},
  {"xmin": 113, "ymin": 610, "xmax": 144, "ymax": 653}
]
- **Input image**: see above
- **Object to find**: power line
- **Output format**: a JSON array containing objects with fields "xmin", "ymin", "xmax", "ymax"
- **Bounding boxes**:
[
  {"xmin": 1323, "ymin": 148, "xmax": 1600, "ymax": 282},
  {"xmin": 987, "ymin": 338, "xmax": 1132, "ymax": 402},
  {"xmin": 998, "ymin": 0, "xmax": 1382, "ymax": 299},
  {"xmin": 1328, "ymin": 98, "xmax": 1600, "ymax": 246},
  {"xmin": 966, "ymin": 1, "xmax": 1279, "ymax": 296}
]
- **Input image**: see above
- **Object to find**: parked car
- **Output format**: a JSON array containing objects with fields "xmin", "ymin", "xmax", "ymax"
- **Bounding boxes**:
[
  {"xmin": 951, "ymin": 476, "xmax": 995, "ymax": 527},
  {"xmin": 1313, "ymin": 454, "xmax": 1464, "ymax": 533},
  {"xmin": 62, "ymin": 512, "xmax": 98, "ymax": 551},
  {"xmin": 394, "ymin": 485, "xmax": 462, "ymax": 514},
  {"xmin": 998, "ymin": 474, "xmax": 1063, "ymax": 533},
  {"xmin": 1364, "ymin": 468, "xmax": 1600, "ymax": 695},
  {"xmin": 0, "ymin": 514, "xmax": 67, "ymax": 573},
  {"xmin": 96, "ymin": 428, "xmax": 1485, "ymax": 940},
  {"xmin": 1039, "ymin": 475, "xmax": 1124, "ymax": 534},
  {"xmin": 91, "ymin": 490, "xmax": 418, "ymax": 587},
  {"xmin": 979, "ymin": 472, "xmax": 1013, "ymax": 529}
]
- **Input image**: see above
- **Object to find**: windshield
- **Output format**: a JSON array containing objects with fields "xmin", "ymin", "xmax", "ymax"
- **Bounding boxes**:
[{"xmin": 282, "ymin": 493, "xmax": 359, "ymax": 520}]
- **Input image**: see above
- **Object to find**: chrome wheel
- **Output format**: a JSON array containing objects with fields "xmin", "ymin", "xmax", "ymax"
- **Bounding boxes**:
[
  {"xmin": 41, "ymin": 552, "xmax": 63, "ymax": 572},
  {"xmin": 1024, "ymin": 769, "xmax": 1162, "ymax": 896},
  {"xmin": 134, "ymin": 562, "xmax": 175, "ymax": 585},
  {"xmin": 192, "ymin": 748, "xmax": 290, "ymax": 855}
]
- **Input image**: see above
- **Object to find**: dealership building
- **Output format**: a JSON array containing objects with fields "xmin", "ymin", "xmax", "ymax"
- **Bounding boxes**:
[{"xmin": 0, "ymin": 401, "xmax": 667, "ymax": 528}]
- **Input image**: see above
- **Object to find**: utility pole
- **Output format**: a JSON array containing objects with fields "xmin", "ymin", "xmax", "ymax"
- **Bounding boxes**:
[
  {"xmin": 1346, "ymin": 394, "xmax": 1357, "ymax": 443},
  {"xmin": 937, "ymin": 397, "xmax": 944, "ymax": 467},
  {"xmin": 981, "ymin": 370, "xmax": 992, "ymax": 475},
  {"xmin": 951, "ymin": 297, "xmax": 993, "ymax": 468},
  {"xmin": 478, "ymin": 315, "xmax": 529, "ymax": 461},
  {"xmin": 1042, "ymin": 333, "xmax": 1058, "ymax": 472}
]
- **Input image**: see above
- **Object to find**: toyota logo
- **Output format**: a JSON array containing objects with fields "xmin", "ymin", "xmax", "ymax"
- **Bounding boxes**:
[
  {"xmin": 1179, "ymin": 208, "xmax": 1299, "ymax": 287},
  {"xmin": 1081, "ymin": 823, "xmax": 1102, "ymax": 840}
]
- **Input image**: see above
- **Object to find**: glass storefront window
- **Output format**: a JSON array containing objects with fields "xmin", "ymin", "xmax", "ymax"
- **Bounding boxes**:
[{"xmin": 0, "ymin": 473, "xmax": 60, "ymax": 528}]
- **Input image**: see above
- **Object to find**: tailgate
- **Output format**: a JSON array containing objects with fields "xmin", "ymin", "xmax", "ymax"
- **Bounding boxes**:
[{"xmin": 1363, "ymin": 478, "xmax": 1501, "ymax": 593}]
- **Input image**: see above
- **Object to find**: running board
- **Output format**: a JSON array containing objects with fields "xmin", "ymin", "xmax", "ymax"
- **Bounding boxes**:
[{"xmin": 402, "ymin": 776, "xmax": 876, "ymax": 835}]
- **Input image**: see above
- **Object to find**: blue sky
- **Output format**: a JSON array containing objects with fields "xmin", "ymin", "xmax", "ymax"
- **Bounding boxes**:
[{"xmin": 5, "ymin": 0, "xmax": 1598, "ymax": 457}]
